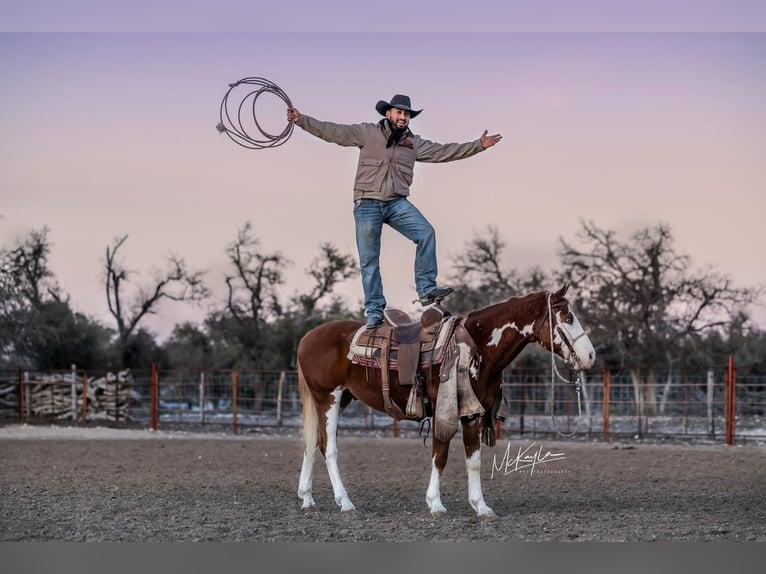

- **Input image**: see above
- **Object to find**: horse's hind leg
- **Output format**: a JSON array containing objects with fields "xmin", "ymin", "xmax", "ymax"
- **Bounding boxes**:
[
  {"xmin": 298, "ymin": 448, "xmax": 317, "ymax": 510},
  {"xmin": 323, "ymin": 387, "xmax": 356, "ymax": 512},
  {"xmin": 426, "ymin": 438, "xmax": 449, "ymax": 515},
  {"xmin": 462, "ymin": 415, "xmax": 495, "ymax": 518},
  {"xmin": 297, "ymin": 366, "xmax": 319, "ymax": 510}
]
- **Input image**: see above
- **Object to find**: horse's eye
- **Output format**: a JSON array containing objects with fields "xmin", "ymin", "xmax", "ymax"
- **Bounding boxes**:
[{"xmin": 565, "ymin": 316, "xmax": 574, "ymax": 324}]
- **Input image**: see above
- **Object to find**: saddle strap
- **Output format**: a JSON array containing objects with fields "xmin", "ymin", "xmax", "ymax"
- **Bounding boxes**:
[
  {"xmin": 380, "ymin": 333, "xmax": 406, "ymax": 420},
  {"xmin": 397, "ymin": 341, "xmax": 420, "ymax": 386},
  {"xmin": 405, "ymin": 377, "xmax": 425, "ymax": 420}
]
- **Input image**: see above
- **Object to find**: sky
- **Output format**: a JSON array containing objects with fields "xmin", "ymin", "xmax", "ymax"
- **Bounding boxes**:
[{"xmin": 1, "ymin": 28, "xmax": 765, "ymax": 340}]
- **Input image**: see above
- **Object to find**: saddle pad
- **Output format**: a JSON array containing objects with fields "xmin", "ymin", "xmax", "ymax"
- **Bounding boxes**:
[{"xmin": 347, "ymin": 315, "xmax": 460, "ymax": 369}]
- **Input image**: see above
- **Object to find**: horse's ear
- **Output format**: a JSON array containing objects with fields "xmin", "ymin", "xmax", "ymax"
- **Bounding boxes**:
[{"xmin": 553, "ymin": 284, "xmax": 569, "ymax": 300}]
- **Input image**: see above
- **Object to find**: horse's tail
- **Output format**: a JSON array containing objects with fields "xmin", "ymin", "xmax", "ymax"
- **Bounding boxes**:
[{"xmin": 298, "ymin": 360, "xmax": 319, "ymax": 454}]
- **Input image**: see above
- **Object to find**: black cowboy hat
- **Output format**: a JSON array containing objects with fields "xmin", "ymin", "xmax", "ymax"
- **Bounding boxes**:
[{"xmin": 375, "ymin": 94, "xmax": 422, "ymax": 118}]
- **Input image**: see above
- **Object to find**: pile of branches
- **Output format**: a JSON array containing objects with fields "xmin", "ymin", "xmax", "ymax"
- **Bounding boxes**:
[
  {"xmin": 0, "ymin": 381, "xmax": 16, "ymax": 415},
  {"xmin": 21, "ymin": 370, "xmax": 138, "ymax": 421}
]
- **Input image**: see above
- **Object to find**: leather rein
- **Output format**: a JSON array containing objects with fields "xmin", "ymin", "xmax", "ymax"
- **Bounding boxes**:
[{"xmin": 533, "ymin": 292, "xmax": 584, "ymax": 438}]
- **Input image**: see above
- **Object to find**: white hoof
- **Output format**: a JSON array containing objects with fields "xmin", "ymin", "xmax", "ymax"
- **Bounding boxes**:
[
  {"xmin": 429, "ymin": 501, "xmax": 447, "ymax": 515},
  {"xmin": 299, "ymin": 494, "xmax": 316, "ymax": 510}
]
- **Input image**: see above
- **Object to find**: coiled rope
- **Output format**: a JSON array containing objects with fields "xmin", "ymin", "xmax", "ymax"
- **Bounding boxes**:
[{"xmin": 216, "ymin": 77, "xmax": 294, "ymax": 149}]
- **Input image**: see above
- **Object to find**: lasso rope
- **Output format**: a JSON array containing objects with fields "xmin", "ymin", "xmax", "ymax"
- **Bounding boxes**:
[{"xmin": 216, "ymin": 77, "xmax": 294, "ymax": 149}]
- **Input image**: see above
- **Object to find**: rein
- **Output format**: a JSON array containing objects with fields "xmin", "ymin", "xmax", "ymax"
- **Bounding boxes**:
[{"xmin": 540, "ymin": 292, "xmax": 583, "ymax": 438}]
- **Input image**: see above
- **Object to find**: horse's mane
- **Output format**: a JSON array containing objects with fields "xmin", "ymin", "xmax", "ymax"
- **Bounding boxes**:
[{"xmin": 464, "ymin": 290, "xmax": 548, "ymax": 322}]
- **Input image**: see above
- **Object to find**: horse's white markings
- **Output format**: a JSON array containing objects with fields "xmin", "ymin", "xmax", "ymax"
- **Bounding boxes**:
[
  {"xmin": 426, "ymin": 456, "xmax": 447, "ymax": 515},
  {"xmin": 466, "ymin": 448, "xmax": 482, "ymax": 474},
  {"xmin": 520, "ymin": 323, "xmax": 534, "ymax": 336},
  {"xmin": 324, "ymin": 387, "xmax": 342, "ymax": 434},
  {"xmin": 487, "ymin": 323, "xmax": 513, "ymax": 346},
  {"xmin": 456, "ymin": 341, "xmax": 480, "ymax": 380},
  {"xmin": 555, "ymin": 311, "xmax": 595, "ymax": 369},
  {"xmin": 465, "ymin": 449, "xmax": 494, "ymax": 516},
  {"xmin": 298, "ymin": 450, "xmax": 317, "ymax": 509},
  {"xmin": 552, "ymin": 315, "xmax": 572, "ymax": 362},
  {"xmin": 297, "ymin": 374, "xmax": 319, "ymax": 510},
  {"xmin": 323, "ymin": 387, "xmax": 355, "ymax": 511},
  {"xmin": 487, "ymin": 321, "xmax": 535, "ymax": 347}
]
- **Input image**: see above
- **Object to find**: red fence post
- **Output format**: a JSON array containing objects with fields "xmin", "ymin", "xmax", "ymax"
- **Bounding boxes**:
[
  {"xmin": 634, "ymin": 371, "xmax": 641, "ymax": 438},
  {"xmin": 232, "ymin": 370, "xmax": 238, "ymax": 435},
  {"xmin": 531, "ymin": 370, "xmax": 537, "ymax": 434},
  {"xmin": 276, "ymin": 371, "xmax": 285, "ymax": 426},
  {"xmin": 725, "ymin": 355, "xmax": 736, "ymax": 446},
  {"xmin": 150, "ymin": 363, "xmax": 159, "ymax": 431},
  {"xmin": 519, "ymin": 371, "xmax": 525, "ymax": 436},
  {"xmin": 602, "ymin": 369, "xmax": 610, "ymax": 442},
  {"xmin": 683, "ymin": 371, "xmax": 689, "ymax": 436}
]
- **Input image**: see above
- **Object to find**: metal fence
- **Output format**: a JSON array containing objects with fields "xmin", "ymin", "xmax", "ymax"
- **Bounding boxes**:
[
  {"xmin": 1, "ymin": 360, "xmax": 763, "ymax": 444},
  {"xmin": 498, "ymin": 360, "xmax": 762, "ymax": 443}
]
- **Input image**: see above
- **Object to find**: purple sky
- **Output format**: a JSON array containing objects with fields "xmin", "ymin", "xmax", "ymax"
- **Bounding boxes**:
[
  {"xmin": 1, "ymin": 31, "xmax": 764, "ymax": 339},
  {"xmin": 3, "ymin": 1, "xmax": 766, "ymax": 32}
]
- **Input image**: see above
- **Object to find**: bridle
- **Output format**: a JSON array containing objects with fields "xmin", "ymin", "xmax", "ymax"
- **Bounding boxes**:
[{"xmin": 534, "ymin": 292, "xmax": 584, "ymax": 438}]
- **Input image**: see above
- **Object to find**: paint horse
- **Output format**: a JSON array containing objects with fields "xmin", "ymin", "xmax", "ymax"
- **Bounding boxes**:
[{"xmin": 296, "ymin": 284, "xmax": 596, "ymax": 517}]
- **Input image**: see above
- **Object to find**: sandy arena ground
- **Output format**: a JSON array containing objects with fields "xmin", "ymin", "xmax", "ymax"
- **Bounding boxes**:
[{"xmin": 1, "ymin": 424, "xmax": 764, "ymax": 542}]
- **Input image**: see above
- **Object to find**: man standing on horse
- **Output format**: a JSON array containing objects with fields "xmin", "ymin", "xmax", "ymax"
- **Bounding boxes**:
[{"xmin": 288, "ymin": 94, "xmax": 502, "ymax": 329}]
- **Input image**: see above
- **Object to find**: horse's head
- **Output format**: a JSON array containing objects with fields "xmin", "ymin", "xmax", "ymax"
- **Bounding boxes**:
[{"xmin": 535, "ymin": 284, "xmax": 596, "ymax": 370}]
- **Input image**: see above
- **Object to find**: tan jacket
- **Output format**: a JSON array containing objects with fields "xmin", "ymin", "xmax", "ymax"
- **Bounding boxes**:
[{"xmin": 296, "ymin": 115, "xmax": 485, "ymax": 201}]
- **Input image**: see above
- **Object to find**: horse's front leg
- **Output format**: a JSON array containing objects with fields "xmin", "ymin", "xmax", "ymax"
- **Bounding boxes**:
[
  {"xmin": 426, "ymin": 437, "xmax": 449, "ymax": 515},
  {"xmin": 462, "ymin": 415, "xmax": 496, "ymax": 518},
  {"xmin": 324, "ymin": 388, "xmax": 356, "ymax": 512}
]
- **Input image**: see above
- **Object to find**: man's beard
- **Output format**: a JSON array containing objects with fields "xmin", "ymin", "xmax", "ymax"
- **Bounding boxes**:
[{"xmin": 385, "ymin": 118, "xmax": 408, "ymax": 148}]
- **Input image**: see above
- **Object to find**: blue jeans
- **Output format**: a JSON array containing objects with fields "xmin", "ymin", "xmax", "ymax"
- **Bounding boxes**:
[{"xmin": 353, "ymin": 197, "xmax": 438, "ymax": 324}]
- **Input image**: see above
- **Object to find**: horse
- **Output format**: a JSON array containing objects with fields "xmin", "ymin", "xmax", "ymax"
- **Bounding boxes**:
[{"xmin": 296, "ymin": 284, "xmax": 596, "ymax": 517}]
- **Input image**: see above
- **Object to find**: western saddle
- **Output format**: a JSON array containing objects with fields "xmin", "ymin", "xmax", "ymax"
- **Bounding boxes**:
[{"xmin": 347, "ymin": 304, "xmax": 460, "ymax": 420}]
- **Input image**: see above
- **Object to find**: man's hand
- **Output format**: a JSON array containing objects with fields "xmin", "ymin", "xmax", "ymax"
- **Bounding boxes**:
[
  {"xmin": 287, "ymin": 107, "xmax": 301, "ymax": 123},
  {"xmin": 480, "ymin": 130, "xmax": 502, "ymax": 149}
]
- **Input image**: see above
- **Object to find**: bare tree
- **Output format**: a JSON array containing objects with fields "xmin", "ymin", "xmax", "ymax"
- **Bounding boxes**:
[
  {"xmin": 223, "ymin": 222, "xmax": 290, "ymax": 365},
  {"xmin": 0, "ymin": 227, "xmax": 63, "ymax": 312},
  {"xmin": 220, "ymin": 223, "xmax": 359, "ymax": 368},
  {"xmin": 449, "ymin": 225, "xmax": 549, "ymax": 312},
  {"xmin": 559, "ymin": 220, "xmax": 761, "ymax": 413},
  {"xmin": 281, "ymin": 242, "xmax": 359, "ymax": 367},
  {"xmin": 0, "ymin": 228, "xmax": 66, "ymax": 366},
  {"xmin": 225, "ymin": 223, "xmax": 289, "ymax": 323},
  {"xmin": 292, "ymin": 242, "xmax": 358, "ymax": 318},
  {"xmin": 105, "ymin": 234, "xmax": 208, "ymax": 367},
  {"xmin": 1, "ymin": 227, "xmax": 116, "ymax": 369}
]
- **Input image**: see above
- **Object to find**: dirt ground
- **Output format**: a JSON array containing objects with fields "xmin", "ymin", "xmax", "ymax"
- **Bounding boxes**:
[{"xmin": 1, "ymin": 425, "xmax": 764, "ymax": 542}]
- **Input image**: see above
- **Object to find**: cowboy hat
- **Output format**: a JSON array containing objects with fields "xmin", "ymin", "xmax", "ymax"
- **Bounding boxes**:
[{"xmin": 375, "ymin": 94, "xmax": 422, "ymax": 118}]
